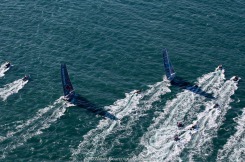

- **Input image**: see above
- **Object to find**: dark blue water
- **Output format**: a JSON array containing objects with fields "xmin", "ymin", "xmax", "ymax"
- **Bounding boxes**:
[{"xmin": 0, "ymin": 0, "xmax": 244, "ymax": 161}]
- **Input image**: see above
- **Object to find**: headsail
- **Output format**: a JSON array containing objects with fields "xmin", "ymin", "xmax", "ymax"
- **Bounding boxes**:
[
  {"xmin": 162, "ymin": 48, "xmax": 176, "ymax": 81},
  {"xmin": 61, "ymin": 64, "xmax": 74, "ymax": 96}
]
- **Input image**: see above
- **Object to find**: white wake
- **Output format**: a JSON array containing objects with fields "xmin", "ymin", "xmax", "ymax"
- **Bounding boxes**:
[
  {"xmin": 217, "ymin": 107, "xmax": 245, "ymax": 162},
  {"xmin": 71, "ymin": 80, "xmax": 171, "ymax": 161},
  {"xmin": 178, "ymin": 77, "xmax": 240, "ymax": 161},
  {"xmin": 135, "ymin": 69, "xmax": 225, "ymax": 162},
  {"xmin": 0, "ymin": 97, "xmax": 71, "ymax": 159},
  {"xmin": 0, "ymin": 62, "xmax": 11, "ymax": 78},
  {"xmin": 0, "ymin": 79, "xmax": 28, "ymax": 101}
]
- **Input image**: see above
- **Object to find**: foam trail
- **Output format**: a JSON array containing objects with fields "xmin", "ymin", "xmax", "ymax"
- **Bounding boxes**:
[
  {"xmin": 217, "ymin": 107, "xmax": 245, "ymax": 162},
  {"xmin": 0, "ymin": 97, "xmax": 63, "ymax": 143},
  {"xmin": 0, "ymin": 79, "xmax": 28, "ymax": 101},
  {"xmin": 0, "ymin": 98, "xmax": 70, "ymax": 159},
  {"xmin": 0, "ymin": 62, "xmax": 11, "ymax": 78},
  {"xmin": 71, "ymin": 80, "xmax": 171, "ymax": 161},
  {"xmin": 135, "ymin": 69, "xmax": 225, "ymax": 161},
  {"xmin": 179, "ymin": 77, "xmax": 240, "ymax": 161},
  {"xmin": 154, "ymin": 71, "xmax": 227, "ymax": 161}
]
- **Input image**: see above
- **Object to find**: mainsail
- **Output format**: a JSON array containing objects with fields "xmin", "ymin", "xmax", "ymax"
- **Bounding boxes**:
[
  {"xmin": 162, "ymin": 48, "xmax": 176, "ymax": 81},
  {"xmin": 61, "ymin": 64, "xmax": 74, "ymax": 96}
]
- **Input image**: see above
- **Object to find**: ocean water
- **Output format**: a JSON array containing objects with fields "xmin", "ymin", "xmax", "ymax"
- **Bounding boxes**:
[{"xmin": 0, "ymin": 0, "xmax": 244, "ymax": 161}]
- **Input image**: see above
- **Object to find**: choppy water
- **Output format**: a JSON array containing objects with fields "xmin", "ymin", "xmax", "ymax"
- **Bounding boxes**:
[{"xmin": 0, "ymin": 0, "xmax": 244, "ymax": 161}]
